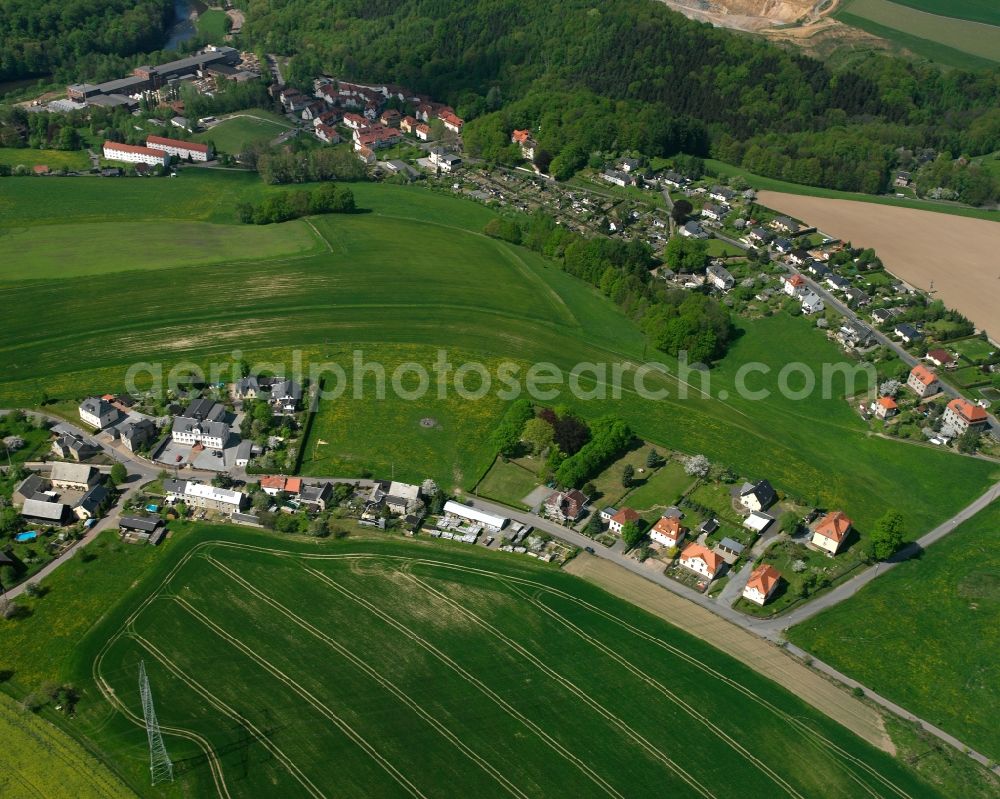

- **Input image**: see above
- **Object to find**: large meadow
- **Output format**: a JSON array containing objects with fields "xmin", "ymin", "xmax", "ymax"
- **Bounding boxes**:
[
  {"xmin": 0, "ymin": 524, "xmax": 951, "ymax": 799},
  {"xmin": 0, "ymin": 171, "xmax": 995, "ymax": 528}
]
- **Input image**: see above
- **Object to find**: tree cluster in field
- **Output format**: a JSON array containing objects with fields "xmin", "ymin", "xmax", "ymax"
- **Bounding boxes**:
[
  {"xmin": 486, "ymin": 211, "xmax": 733, "ymax": 363},
  {"xmin": 554, "ymin": 416, "xmax": 633, "ymax": 489},
  {"xmin": 255, "ymin": 146, "xmax": 369, "ymax": 185},
  {"xmin": 237, "ymin": 183, "xmax": 355, "ymax": 225},
  {"xmin": 491, "ymin": 400, "xmax": 535, "ymax": 458},
  {"xmin": 240, "ymin": 0, "xmax": 1000, "ymax": 200},
  {"xmin": 0, "ymin": 0, "xmax": 174, "ymax": 83}
]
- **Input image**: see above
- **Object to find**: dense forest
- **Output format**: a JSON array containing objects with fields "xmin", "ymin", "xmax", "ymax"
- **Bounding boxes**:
[
  {"xmin": 0, "ymin": 0, "xmax": 173, "ymax": 82},
  {"xmin": 242, "ymin": 0, "xmax": 1000, "ymax": 197}
]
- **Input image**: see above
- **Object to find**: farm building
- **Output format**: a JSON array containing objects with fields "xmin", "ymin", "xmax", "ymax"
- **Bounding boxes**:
[
  {"xmin": 50, "ymin": 462, "xmax": 99, "ymax": 491},
  {"xmin": 119, "ymin": 516, "xmax": 166, "ymax": 545},
  {"xmin": 442, "ymin": 501, "xmax": 506, "ymax": 531}
]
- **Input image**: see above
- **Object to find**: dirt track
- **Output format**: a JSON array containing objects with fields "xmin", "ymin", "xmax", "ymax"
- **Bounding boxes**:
[
  {"xmin": 563, "ymin": 555, "xmax": 893, "ymax": 753},
  {"xmin": 758, "ymin": 191, "xmax": 1000, "ymax": 339}
]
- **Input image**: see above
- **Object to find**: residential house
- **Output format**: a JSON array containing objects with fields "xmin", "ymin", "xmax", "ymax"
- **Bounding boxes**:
[
  {"xmin": 172, "ymin": 401, "xmax": 229, "ymax": 449},
  {"xmin": 661, "ymin": 171, "xmax": 687, "ymax": 188},
  {"xmin": 907, "ymin": 364, "xmax": 940, "ymax": 397},
  {"xmin": 270, "ymin": 379, "xmax": 303, "ymax": 413},
  {"xmin": 400, "ymin": 115, "xmax": 417, "ymax": 134},
  {"xmin": 21, "ymin": 498, "xmax": 69, "ymax": 526},
  {"xmin": 79, "ymin": 396, "xmax": 119, "ymax": 429},
  {"xmin": 650, "ymin": 516, "xmax": 686, "ymax": 548},
  {"xmin": 234, "ymin": 439, "xmax": 258, "ymax": 467},
  {"xmin": 379, "ymin": 109, "xmax": 401, "ymax": 127},
  {"xmin": 385, "ymin": 481, "xmax": 421, "ymax": 515},
  {"xmin": 788, "ymin": 249, "xmax": 810, "ymax": 266},
  {"xmin": 926, "ymin": 349, "xmax": 955, "ymax": 369},
  {"xmin": 511, "ymin": 129, "xmax": 537, "ymax": 160},
  {"xmin": 700, "ymin": 203, "xmax": 727, "ymax": 222},
  {"xmin": 299, "ymin": 482, "xmax": 333, "ymax": 511},
  {"xmin": 782, "ymin": 274, "xmax": 806, "ymax": 296},
  {"xmin": 601, "ymin": 170, "xmax": 633, "ymax": 188},
  {"xmin": 544, "ymin": 489, "xmax": 588, "ymax": 523},
  {"xmin": 679, "ymin": 543, "xmax": 723, "ymax": 581},
  {"xmin": 680, "ymin": 221, "xmax": 707, "ymax": 239},
  {"xmin": 167, "ymin": 481, "xmax": 246, "ymax": 515},
  {"xmin": 342, "ymin": 112, "xmax": 368, "ymax": 130},
  {"xmin": 50, "ymin": 462, "xmax": 99, "ymax": 491},
  {"xmin": 13, "ymin": 474, "xmax": 48, "ymax": 506},
  {"xmin": 771, "ymin": 215, "xmax": 800, "ymax": 234},
  {"xmin": 429, "ymin": 147, "xmax": 461, "ymax": 172},
  {"xmin": 838, "ymin": 321, "xmax": 876, "ymax": 349},
  {"xmin": 437, "ymin": 109, "xmax": 464, "ymax": 134},
  {"xmin": 894, "ymin": 323, "xmax": 923, "ymax": 344},
  {"xmin": 120, "ymin": 419, "xmax": 156, "ymax": 452},
  {"xmin": 942, "ymin": 398, "xmax": 989, "ymax": 437},
  {"xmin": 773, "ymin": 238, "xmax": 794, "ymax": 254},
  {"xmin": 800, "ymin": 291, "xmax": 825, "ymax": 315},
  {"xmin": 709, "ymin": 186, "xmax": 736, "ymax": 203},
  {"xmin": 74, "ymin": 484, "xmax": 110, "ymax": 520},
  {"xmin": 871, "ymin": 307, "xmax": 900, "ymax": 325},
  {"xmin": 826, "ymin": 274, "xmax": 851, "ymax": 292},
  {"xmin": 301, "ymin": 100, "xmax": 328, "ymax": 121},
  {"xmin": 811, "ymin": 511, "xmax": 852, "ymax": 555},
  {"xmin": 844, "ymin": 286, "xmax": 870, "ymax": 307},
  {"xmin": 51, "ymin": 432, "xmax": 99, "ymax": 461},
  {"xmin": 698, "ymin": 517, "xmax": 719, "ymax": 536},
  {"xmin": 234, "ymin": 376, "xmax": 264, "ymax": 399},
  {"xmin": 706, "ymin": 263, "xmax": 734, "ymax": 291},
  {"xmin": 738, "ymin": 479, "xmax": 776, "ymax": 512},
  {"xmin": 314, "ymin": 124, "xmax": 340, "ymax": 144},
  {"xmin": 607, "ymin": 507, "xmax": 640, "ymax": 535},
  {"xmin": 414, "ymin": 123, "xmax": 431, "ymax": 141},
  {"xmin": 746, "ymin": 227, "xmax": 773, "ymax": 245},
  {"xmin": 872, "ymin": 396, "xmax": 899, "ymax": 419},
  {"xmin": 805, "ymin": 260, "xmax": 830, "ymax": 278},
  {"xmin": 261, "ymin": 475, "xmax": 302, "ymax": 496},
  {"xmin": 357, "ymin": 146, "xmax": 376, "ymax": 165},
  {"xmin": 743, "ymin": 564, "xmax": 782, "ymax": 605},
  {"xmin": 894, "ymin": 171, "xmax": 911, "ymax": 188}
]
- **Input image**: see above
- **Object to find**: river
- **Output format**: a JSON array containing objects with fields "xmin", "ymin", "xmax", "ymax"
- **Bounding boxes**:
[{"xmin": 164, "ymin": 0, "xmax": 205, "ymax": 50}]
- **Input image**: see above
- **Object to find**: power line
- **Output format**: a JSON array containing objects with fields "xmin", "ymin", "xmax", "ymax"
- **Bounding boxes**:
[{"xmin": 139, "ymin": 660, "xmax": 174, "ymax": 785}]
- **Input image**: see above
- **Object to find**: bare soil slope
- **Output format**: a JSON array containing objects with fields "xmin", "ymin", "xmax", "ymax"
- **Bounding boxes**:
[{"xmin": 758, "ymin": 190, "xmax": 1000, "ymax": 338}]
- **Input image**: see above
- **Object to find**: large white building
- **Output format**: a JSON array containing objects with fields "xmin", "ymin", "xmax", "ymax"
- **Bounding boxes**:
[
  {"xmin": 79, "ymin": 396, "xmax": 118, "ymax": 429},
  {"xmin": 171, "ymin": 399, "xmax": 229, "ymax": 449},
  {"xmin": 166, "ymin": 480, "xmax": 246, "ymax": 515},
  {"xmin": 102, "ymin": 141, "xmax": 169, "ymax": 167},
  {"xmin": 146, "ymin": 134, "xmax": 212, "ymax": 162},
  {"xmin": 443, "ymin": 500, "xmax": 506, "ymax": 531}
]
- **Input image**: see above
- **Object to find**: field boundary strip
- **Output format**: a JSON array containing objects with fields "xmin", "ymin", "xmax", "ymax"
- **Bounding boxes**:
[
  {"xmin": 200, "ymin": 553, "xmax": 531, "ymax": 799},
  {"xmin": 393, "ymin": 567, "xmax": 718, "ymax": 799},
  {"xmin": 297, "ymin": 562, "xmax": 628, "ymax": 799}
]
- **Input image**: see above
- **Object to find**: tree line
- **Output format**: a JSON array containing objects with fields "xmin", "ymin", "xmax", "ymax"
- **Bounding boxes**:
[
  {"xmin": 237, "ymin": 183, "xmax": 356, "ymax": 225},
  {"xmin": 486, "ymin": 211, "xmax": 734, "ymax": 363}
]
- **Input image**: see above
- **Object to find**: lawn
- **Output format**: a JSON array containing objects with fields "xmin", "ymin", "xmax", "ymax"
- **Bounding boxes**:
[
  {"xmin": 619, "ymin": 459, "xmax": 695, "ymax": 512},
  {"xmin": 195, "ymin": 109, "xmax": 294, "ymax": 154},
  {"xmin": 0, "ymin": 693, "xmax": 136, "ymax": 799},
  {"xmin": 0, "ymin": 523, "xmax": 951, "ymax": 798},
  {"xmin": 0, "ymin": 147, "xmax": 90, "ymax": 171},
  {"xmin": 0, "ymin": 174, "xmax": 995, "ymax": 537},
  {"xmin": 706, "ymin": 159, "xmax": 1000, "ymax": 222},
  {"xmin": 196, "ymin": 8, "xmax": 229, "ymax": 39},
  {"xmin": 835, "ymin": 0, "xmax": 1000, "ymax": 69},
  {"xmin": 951, "ymin": 336, "xmax": 996, "ymax": 364},
  {"xmin": 475, "ymin": 457, "xmax": 543, "ymax": 508},
  {"xmin": 0, "ymin": 220, "xmax": 321, "ymax": 279},
  {"xmin": 705, "ymin": 237, "xmax": 743, "ymax": 257},
  {"xmin": 789, "ymin": 501, "xmax": 1000, "ymax": 762}
]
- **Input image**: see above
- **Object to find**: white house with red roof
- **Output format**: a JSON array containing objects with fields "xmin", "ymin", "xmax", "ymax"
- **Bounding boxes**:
[
  {"xmin": 650, "ymin": 516, "xmax": 686, "ymax": 548},
  {"xmin": 415, "ymin": 123, "xmax": 431, "ymax": 141},
  {"xmin": 926, "ymin": 349, "xmax": 955, "ymax": 369},
  {"xmin": 314, "ymin": 124, "xmax": 340, "ymax": 144},
  {"xmin": 342, "ymin": 112, "xmax": 368, "ymax": 130},
  {"xmin": 102, "ymin": 141, "xmax": 169, "ymax": 167},
  {"xmin": 782, "ymin": 273, "xmax": 806, "ymax": 296},
  {"xmin": 811, "ymin": 511, "xmax": 852, "ymax": 555},
  {"xmin": 607, "ymin": 507, "xmax": 640, "ymax": 534},
  {"xmin": 942, "ymin": 398, "xmax": 989, "ymax": 436},
  {"xmin": 743, "ymin": 564, "xmax": 782, "ymax": 605},
  {"xmin": 872, "ymin": 396, "xmax": 898, "ymax": 419},
  {"xmin": 437, "ymin": 109, "xmax": 464, "ymax": 134},
  {"xmin": 146, "ymin": 134, "xmax": 212, "ymax": 161},
  {"xmin": 679, "ymin": 543, "xmax": 723, "ymax": 580},
  {"xmin": 906, "ymin": 364, "xmax": 940, "ymax": 398}
]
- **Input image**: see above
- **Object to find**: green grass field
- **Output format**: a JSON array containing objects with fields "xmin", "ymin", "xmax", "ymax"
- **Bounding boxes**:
[
  {"xmin": 706, "ymin": 159, "xmax": 1000, "ymax": 222},
  {"xmin": 836, "ymin": 0, "xmax": 1000, "ymax": 68},
  {"xmin": 0, "ymin": 147, "xmax": 91, "ymax": 171},
  {"xmin": 0, "ymin": 173, "xmax": 995, "ymax": 533},
  {"xmin": 196, "ymin": 8, "xmax": 229, "ymax": 39},
  {"xmin": 0, "ymin": 693, "xmax": 136, "ymax": 799},
  {"xmin": 475, "ymin": 457, "xmax": 543, "ymax": 507},
  {"xmin": 619, "ymin": 459, "xmax": 694, "ymax": 512},
  {"xmin": 789, "ymin": 501, "xmax": 1000, "ymax": 761},
  {"xmin": 872, "ymin": 0, "xmax": 1000, "ymax": 27},
  {"xmin": 951, "ymin": 336, "xmax": 997, "ymax": 364},
  {"xmin": 195, "ymin": 110, "xmax": 294, "ymax": 154},
  {"xmin": 0, "ymin": 522, "xmax": 953, "ymax": 798}
]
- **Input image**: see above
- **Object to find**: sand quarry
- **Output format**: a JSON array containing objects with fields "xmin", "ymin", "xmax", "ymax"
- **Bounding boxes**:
[{"xmin": 758, "ymin": 191, "xmax": 1000, "ymax": 340}]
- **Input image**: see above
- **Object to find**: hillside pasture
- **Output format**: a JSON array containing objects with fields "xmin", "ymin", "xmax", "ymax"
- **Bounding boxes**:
[
  {"xmin": 0, "ymin": 147, "xmax": 90, "ymax": 171},
  {"xmin": 836, "ymin": 0, "xmax": 1000, "ymax": 66},
  {"xmin": 789, "ymin": 501, "xmax": 1000, "ymax": 762},
  {"xmin": 0, "ymin": 175, "xmax": 995, "ymax": 531},
  {"xmin": 80, "ymin": 528, "xmax": 945, "ymax": 798}
]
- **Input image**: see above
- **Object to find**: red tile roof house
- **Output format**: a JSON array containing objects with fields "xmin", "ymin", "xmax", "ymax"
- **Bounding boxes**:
[
  {"xmin": 400, "ymin": 115, "xmax": 417, "ymax": 134},
  {"xmin": 607, "ymin": 507, "xmax": 640, "ymax": 534},
  {"xmin": 925, "ymin": 349, "xmax": 955, "ymax": 369},
  {"xmin": 679, "ymin": 543, "xmax": 723, "ymax": 581},
  {"xmin": 544, "ymin": 489, "xmax": 589, "ymax": 523},
  {"xmin": 260, "ymin": 476, "xmax": 302, "ymax": 496},
  {"xmin": 146, "ymin": 134, "xmax": 212, "ymax": 162},
  {"xmin": 811, "ymin": 511, "xmax": 853, "ymax": 555},
  {"xmin": 437, "ymin": 108, "xmax": 464, "ymax": 134},
  {"xmin": 742, "ymin": 564, "xmax": 782, "ymax": 605},
  {"xmin": 906, "ymin": 364, "xmax": 940, "ymax": 398},
  {"xmin": 942, "ymin": 398, "xmax": 989, "ymax": 436},
  {"xmin": 872, "ymin": 396, "xmax": 898, "ymax": 419},
  {"xmin": 650, "ymin": 516, "xmax": 686, "ymax": 548}
]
